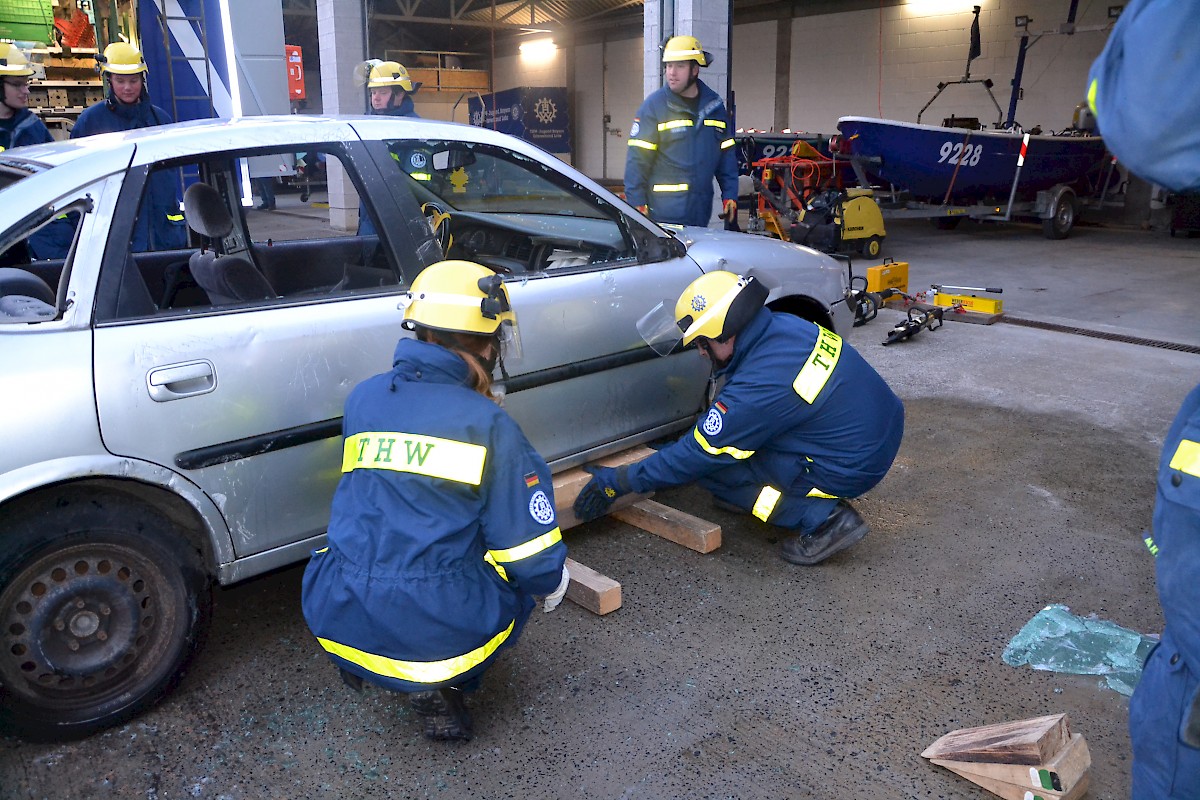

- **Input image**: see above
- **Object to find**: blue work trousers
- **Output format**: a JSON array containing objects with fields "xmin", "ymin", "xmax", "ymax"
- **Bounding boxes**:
[{"xmin": 1130, "ymin": 628, "xmax": 1200, "ymax": 799}]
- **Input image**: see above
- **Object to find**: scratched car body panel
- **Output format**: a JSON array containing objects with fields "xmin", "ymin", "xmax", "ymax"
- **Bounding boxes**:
[{"xmin": 0, "ymin": 115, "xmax": 848, "ymax": 738}]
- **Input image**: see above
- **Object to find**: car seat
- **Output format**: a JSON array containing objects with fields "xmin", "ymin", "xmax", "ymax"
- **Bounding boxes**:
[
  {"xmin": 0, "ymin": 267, "xmax": 56, "ymax": 320},
  {"xmin": 182, "ymin": 182, "xmax": 275, "ymax": 304}
]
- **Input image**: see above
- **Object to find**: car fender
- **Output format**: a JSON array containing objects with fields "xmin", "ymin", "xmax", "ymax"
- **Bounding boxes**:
[
  {"xmin": 0, "ymin": 454, "xmax": 235, "ymax": 573},
  {"xmin": 676, "ymin": 226, "xmax": 851, "ymax": 331}
]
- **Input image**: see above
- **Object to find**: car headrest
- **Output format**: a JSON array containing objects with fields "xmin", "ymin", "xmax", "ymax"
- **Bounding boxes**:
[
  {"xmin": 0, "ymin": 267, "xmax": 55, "ymax": 305},
  {"xmin": 183, "ymin": 182, "xmax": 234, "ymax": 239}
]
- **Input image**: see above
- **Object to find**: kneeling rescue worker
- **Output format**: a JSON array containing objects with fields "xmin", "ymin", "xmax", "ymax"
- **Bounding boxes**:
[
  {"xmin": 302, "ymin": 260, "xmax": 570, "ymax": 741},
  {"xmin": 575, "ymin": 271, "xmax": 904, "ymax": 565}
]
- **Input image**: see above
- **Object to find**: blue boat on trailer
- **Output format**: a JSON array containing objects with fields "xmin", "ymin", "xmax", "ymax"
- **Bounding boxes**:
[{"xmin": 836, "ymin": 117, "xmax": 1108, "ymax": 205}]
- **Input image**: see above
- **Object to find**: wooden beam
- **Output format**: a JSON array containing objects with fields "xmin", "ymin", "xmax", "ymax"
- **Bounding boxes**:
[
  {"xmin": 612, "ymin": 499, "xmax": 722, "ymax": 553},
  {"xmin": 564, "ymin": 557, "xmax": 621, "ymax": 615},
  {"xmin": 921, "ymin": 714, "xmax": 1071, "ymax": 766},
  {"xmin": 931, "ymin": 733, "xmax": 1091, "ymax": 794},
  {"xmin": 552, "ymin": 446, "xmax": 655, "ymax": 531}
]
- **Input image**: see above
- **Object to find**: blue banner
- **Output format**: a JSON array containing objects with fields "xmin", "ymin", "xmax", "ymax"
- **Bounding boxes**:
[{"xmin": 468, "ymin": 87, "xmax": 570, "ymax": 154}]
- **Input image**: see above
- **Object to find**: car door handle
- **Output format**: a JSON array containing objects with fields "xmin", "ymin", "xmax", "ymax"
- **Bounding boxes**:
[{"xmin": 147, "ymin": 360, "xmax": 217, "ymax": 402}]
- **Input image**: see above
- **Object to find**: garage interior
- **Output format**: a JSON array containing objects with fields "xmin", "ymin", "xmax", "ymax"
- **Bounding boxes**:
[{"xmin": 3, "ymin": 1, "xmax": 1197, "ymax": 799}]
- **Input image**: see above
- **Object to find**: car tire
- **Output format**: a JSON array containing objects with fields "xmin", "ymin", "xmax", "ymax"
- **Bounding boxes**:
[{"xmin": 0, "ymin": 492, "xmax": 211, "ymax": 741}]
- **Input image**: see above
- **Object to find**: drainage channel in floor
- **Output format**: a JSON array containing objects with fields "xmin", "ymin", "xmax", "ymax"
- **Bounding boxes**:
[{"xmin": 1001, "ymin": 316, "xmax": 1200, "ymax": 355}]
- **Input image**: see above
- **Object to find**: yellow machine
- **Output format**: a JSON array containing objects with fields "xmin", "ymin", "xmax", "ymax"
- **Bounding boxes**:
[{"xmin": 787, "ymin": 187, "xmax": 887, "ymax": 257}]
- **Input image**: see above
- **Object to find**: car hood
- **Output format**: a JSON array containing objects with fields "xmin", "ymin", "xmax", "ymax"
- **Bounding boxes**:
[{"xmin": 675, "ymin": 225, "xmax": 847, "ymax": 301}]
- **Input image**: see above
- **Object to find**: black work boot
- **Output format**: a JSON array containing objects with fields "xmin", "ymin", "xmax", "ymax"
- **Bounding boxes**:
[
  {"xmin": 340, "ymin": 668, "xmax": 364, "ymax": 693},
  {"xmin": 410, "ymin": 687, "xmax": 473, "ymax": 741},
  {"xmin": 780, "ymin": 501, "xmax": 869, "ymax": 565}
]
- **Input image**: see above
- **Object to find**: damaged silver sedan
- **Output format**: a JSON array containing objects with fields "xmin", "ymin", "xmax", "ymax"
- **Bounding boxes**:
[{"xmin": 0, "ymin": 115, "xmax": 849, "ymax": 740}]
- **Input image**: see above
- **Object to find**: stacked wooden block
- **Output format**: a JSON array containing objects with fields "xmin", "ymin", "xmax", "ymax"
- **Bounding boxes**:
[{"xmin": 923, "ymin": 714, "xmax": 1091, "ymax": 800}]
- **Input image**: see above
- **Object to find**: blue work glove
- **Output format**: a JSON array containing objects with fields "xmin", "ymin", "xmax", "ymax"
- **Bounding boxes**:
[{"xmin": 573, "ymin": 465, "xmax": 633, "ymax": 522}]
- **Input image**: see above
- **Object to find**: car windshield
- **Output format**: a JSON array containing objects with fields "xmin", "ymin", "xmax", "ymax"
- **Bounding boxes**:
[{"xmin": 387, "ymin": 140, "xmax": 608, "ymax": 219}]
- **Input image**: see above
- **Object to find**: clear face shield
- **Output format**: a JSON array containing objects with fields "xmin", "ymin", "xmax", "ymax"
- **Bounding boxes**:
[{"xmin": 637, "ymin": 298, "xmax": 685, "ymax": 356}]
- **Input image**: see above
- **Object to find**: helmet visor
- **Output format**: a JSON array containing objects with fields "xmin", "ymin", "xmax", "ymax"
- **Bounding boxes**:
[{"xmin": 637, "ymin": 299, "xmax": 684, "ymax": 356}]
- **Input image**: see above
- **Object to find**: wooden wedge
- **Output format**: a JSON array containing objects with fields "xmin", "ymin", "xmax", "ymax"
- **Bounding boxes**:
[
  {"xmin": 921, "ymin": 714, "xmax": 1071, "ymax": 765},
  {"xmin": 553, "ymin": 446, "xmax": 655, "ymax": 531},
  {"xmin": 930, "ymin": 733, "xmax": 1090, "ymax": 793},
  {"xmin": 945, "ymin": 768, "xmax": 1089, "ymax": 800}
]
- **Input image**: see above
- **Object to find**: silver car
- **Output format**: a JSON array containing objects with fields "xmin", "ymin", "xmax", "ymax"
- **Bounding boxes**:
[{"xmin": 0, "ymin": 115, "xmax": 849, "ymax": 739}]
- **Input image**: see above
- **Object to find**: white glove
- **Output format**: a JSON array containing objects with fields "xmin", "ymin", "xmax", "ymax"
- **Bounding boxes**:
[{"xmin": 542, "ymin": 565, "xmax": 570, "ymax": 613}]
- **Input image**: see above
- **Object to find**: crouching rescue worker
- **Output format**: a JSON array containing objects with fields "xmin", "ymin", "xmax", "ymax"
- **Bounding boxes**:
[
  {"xmin": 575, "ymin": 271, "xmax": 903, "ymax": 565},
  {"xmin": 302, "ymin": 260, "xmax": 570, "ymax": 741}
]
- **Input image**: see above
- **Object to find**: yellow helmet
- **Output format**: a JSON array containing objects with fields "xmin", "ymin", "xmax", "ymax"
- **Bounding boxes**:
[
  {"xmin": 403, "ymin": 260, "xmax": 514, "ymax": 336},
  {"xmin": 0, "ymin": 43, "xmax": 35, "ymax": 78},
  {"xmin": 674, "ymin": 271, "xmax": 767, "ymax": 346},
  {"xmin": 662, "ymin": 35, "xmax": 709, "ymax": 67},
  {"xmin": 368, "ymin": 60, "xmax": 414, "ymax": 91},
  {"xmin": 99, "ymin": 42, "xmax": 147, "ymax": 75}
]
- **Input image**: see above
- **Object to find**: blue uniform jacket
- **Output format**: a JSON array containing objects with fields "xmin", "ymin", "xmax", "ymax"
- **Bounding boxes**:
[
  {"xmin": 627, "ymin": 308, "xmax": 904, "ymax": 499},
  {"xmin": 1152, "ymin": 383, "xmax": 1200, "ymax": 663},
  {"xmin": 71, "ymin": 98, "xmax": 184, "ymax": 251},
  {"xmin": 625, "ymin": 79, "xmax": 738, "ymax": 227},
  {"xmin": 302, "ymin": 338, "xmax": 567, "ymax": 693},
  {"xmin": 0, "ymin": 108, "xmax": 53, "ymax": 151}
]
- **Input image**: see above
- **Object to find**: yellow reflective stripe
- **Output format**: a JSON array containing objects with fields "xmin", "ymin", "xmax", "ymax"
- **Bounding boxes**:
[
  {"xmin": 652, "ymin": 183, "xmax": 689, "ymax": 192},
  {"xmin": 1169, "ymin": 439, "xmax": 1200, "ymax": 478},
  {"xmin": 487, "ymin": 528, "xmax": 562, "ymax": 564},
  {"xmin": 315, "ymin": 546, "xmax": 328, "ymax": 554},
  {"xmin": 342, "ymin": 432, "xmax": 487, "ymax": 486},
  {"xmin": 752, "ymin": 485, "xmax": 781, "ymax": 522},
  {"xmin": 628, "ymin": 138, "xmax": 658, "ymax": 150},
  {"xmin": 793, "ymin": 326, "xmax": 842, "ymax": 403},
  {"xmin": 410, "ymin": 171, "xmax": 432, "ymax": 181},
  {"xmin": 167, "ymin": 213, "xmax": 184, "ymax": 221},
  {"xmin": 693, "ymin": 427, "xmax": 754, "ymax": 459},
  {"xmin": 1087, "ymin": 78, "xmax": 1098, "ymax": 116},
  {"xmin": 316, "ymin": 619, "xmax": 515, "ymax": 685},
  {"xmin": 806, "ymin": 486, "xmax": 838, "ymax": 499},
  {"xmin": 658, "ymin": 119, "xmax": 694, "ymax": 131},
  {"xmin": 704, "ymin": 119, "xmax": 727, "ymax": 129},
  {"xmin": 720, "ymin": 138, "xmax": 736, "ymax": 149},
  {"xmin": 483, "ymin": 551, "xmax": 510, "ymax": 581}
]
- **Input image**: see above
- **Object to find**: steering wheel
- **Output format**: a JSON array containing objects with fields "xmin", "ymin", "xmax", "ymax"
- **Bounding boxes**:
[{"xmin": 421, "ymin": 202, "xmax": 453, "ymax": 256}]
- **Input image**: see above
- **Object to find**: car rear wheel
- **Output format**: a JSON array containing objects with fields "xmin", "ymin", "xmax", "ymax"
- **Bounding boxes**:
[{"xmin": 0, "ymin": 493, "xmax": 211, "ymax": 741}]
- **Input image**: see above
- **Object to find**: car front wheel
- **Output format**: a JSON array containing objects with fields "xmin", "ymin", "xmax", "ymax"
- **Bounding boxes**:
[{"xmin": 0, "ymin": 492, "xmax": 211, "ymax": 741}]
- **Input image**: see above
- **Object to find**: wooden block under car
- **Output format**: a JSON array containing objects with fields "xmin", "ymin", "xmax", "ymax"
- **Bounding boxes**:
[
  {"xmin": 552, "ymin": 446, "xmax": 655, "ymax": 531},
  {"xmin": 948, "ymin": 768, "xmax": 1089, "ymax": 800}
]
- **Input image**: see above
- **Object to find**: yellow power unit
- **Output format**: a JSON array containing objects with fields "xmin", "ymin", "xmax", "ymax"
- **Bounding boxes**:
[
  {"xmin": 933, "ymin": 292, "xmax": 1004, "ymax": 314},
  {"xmin": 865, "ymin": 259, "xmax": 908, "ymax": 294}
]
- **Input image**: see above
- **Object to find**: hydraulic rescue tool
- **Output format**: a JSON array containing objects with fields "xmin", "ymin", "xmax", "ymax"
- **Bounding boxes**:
[{"xmin": 879, "ymin": 289, "xmax": 964, "ymax": 345}]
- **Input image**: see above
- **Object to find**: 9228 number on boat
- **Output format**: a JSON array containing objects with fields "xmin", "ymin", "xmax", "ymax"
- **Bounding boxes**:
[{"xmin": 937, "ymin": 141, "xmax": 983, "ymax": 166}]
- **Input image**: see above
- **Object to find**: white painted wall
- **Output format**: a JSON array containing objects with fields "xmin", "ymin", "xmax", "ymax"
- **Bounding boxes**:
[
  {"xmin": 729, "ymin": 20, "xmax": 778, "ymax": 130},
  {"xmin": 449, "ymin": 0, "xmax": 1113, "ymax": 178},
  {"xmin": 784, "ymin": 0, "xmax": 1111, "ymax": 134}
]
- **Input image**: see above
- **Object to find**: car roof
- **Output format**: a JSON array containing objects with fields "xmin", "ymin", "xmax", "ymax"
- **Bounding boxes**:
[{"xmin": 5, "ymin": 114, "xmax": 504, "ymax": 171}]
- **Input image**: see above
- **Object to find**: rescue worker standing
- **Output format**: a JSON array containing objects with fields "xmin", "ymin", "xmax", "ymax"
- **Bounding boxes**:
[
  {"xmin": 359, "ymin": 59, "xmax": 422, "ymax": 238},
  {"xmin": 302, "ymin": 260, "xmax": 570, "ymax": 742},
  {"xmin": 366, "ymin": 59, "xmax": 421, "ymax": 118},
  {"xmin": 72, "ymin": 43, "xmax": 184, "ymax": 250},
  {"xmin": 624, "ymin": 36, "xmax": 738, "ymax": 228},
  {"xmin": 0, "ymin": 44, "xmax": 53, "ymax": 151},
  {"xmin": 1087, "ymin": 2, "xmax": 1200, "ymax": 795},
  {"xmin": 575, "ymin": 272, "xmax": 903, "ymax": 565}
]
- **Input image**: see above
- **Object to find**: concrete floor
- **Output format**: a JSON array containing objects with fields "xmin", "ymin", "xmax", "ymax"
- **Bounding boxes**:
[{"xmin": 2, "ymin": 214, "xmax": 1198, "ymax": 799}]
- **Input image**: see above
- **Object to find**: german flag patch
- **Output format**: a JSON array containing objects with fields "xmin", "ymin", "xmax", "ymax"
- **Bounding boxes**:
[
  {"xmin": 715, "ymin": 401, "xmax": 728, "ymax": 414},
  {"xmin": 524, "ymin": 472, "xmax": 540, "ymax": 488}
]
